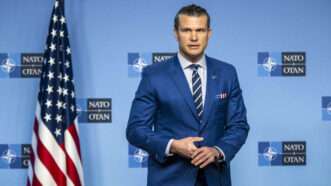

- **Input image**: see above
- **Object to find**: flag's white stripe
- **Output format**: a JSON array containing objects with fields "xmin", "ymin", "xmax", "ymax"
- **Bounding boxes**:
[
  {"xmin": 65, "ymin": 125, "xmax": 84, "ymax": 185},
  {"xmin": 32, "ymin": 129, "xmax": 57, "ymax": 186},
  {"xmin": 73, "ymin": 122, "xmax": 84, "ymax": 184},
  {"xmin": 74, "ymin": 118, "xmax": 79, "ymax": 134},
  {"xmin": 66, "ymin": 178, "xmax": 75, "ymax": 186},
  {"xmin": 35, "ymin": 106, "xmax": 75, "ymax": 186}
]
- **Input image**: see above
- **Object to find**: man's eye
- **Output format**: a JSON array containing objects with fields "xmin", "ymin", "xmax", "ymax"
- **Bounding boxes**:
[
  {"xmin": 181, "ymin": 29, "xmax": 190, "ymax": 32},
  {"xmin": 197, "ymin": 29, "xmax": 207, "ymax": 32}
]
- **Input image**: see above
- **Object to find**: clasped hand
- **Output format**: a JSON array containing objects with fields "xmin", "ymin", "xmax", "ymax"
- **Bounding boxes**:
[{"xmin": 170, "ymin": 137, "xmax": 221, "ymax": 168}]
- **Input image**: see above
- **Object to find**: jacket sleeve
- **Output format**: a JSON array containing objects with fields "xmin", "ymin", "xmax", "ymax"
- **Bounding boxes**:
[
  {"xmin": 216, "ymin": 67, "xmax": 250, "ymax": 163},
  {"xmin": 126, "ymin": 68, "xmax": 171, "ymax": 163}
]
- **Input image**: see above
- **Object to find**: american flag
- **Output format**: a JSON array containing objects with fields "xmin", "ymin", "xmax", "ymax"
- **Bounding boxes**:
[{"xmin": 28, "ymin": 0, "xmax": 84, "ymax": 185}]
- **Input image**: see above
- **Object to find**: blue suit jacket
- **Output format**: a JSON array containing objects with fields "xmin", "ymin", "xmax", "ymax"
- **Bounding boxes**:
[{"xmin": 126, "ymin": 55, "xmax": 249, "ymax": 186}]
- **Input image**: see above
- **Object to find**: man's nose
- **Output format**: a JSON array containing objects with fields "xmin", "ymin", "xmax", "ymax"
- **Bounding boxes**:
[{"xmin": 190, "ymin": 31, "xmax": 198, "ymax": 41}]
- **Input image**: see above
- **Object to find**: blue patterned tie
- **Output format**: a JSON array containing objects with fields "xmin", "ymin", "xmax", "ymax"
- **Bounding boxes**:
[{"xmin": 190, "ymin": 64, "xmax": 203, "ymax": 120}]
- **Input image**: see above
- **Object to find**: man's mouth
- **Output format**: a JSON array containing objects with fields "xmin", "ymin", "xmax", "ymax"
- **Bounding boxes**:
[{"xmin": 188, "ymin": 45, "xmax": 200, "ymax": 49}]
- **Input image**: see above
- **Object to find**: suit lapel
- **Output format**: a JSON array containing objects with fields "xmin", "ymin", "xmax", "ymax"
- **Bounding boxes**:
[
  {"xmin": 201, "ymin": 57, "xmax": 219, "ymax": 129},
  {"xmin": 168, "ymin": 56, "xmax": 200, "ymax": 123}
]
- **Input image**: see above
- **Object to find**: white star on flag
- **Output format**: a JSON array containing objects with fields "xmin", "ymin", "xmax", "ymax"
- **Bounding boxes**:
[
  {"xmin": 52, "ymin": 15, "xmax": 58, "ymax": 23},
  {"xmin": 60, "ymin": 16, "xmax": 66, "ymax": 24},
  {"xmin": 44, "ymin": 113, "xmax": 51, "ymax": 122},
  {"xmin": 48, "ymin": 57, "xmax": 55, "ymax": 66},
  {"xmin": 49, "ymin": 43, "xmax": 56, "ymax": 51},
  {"xmin": 60, "ymin": 30, "xmax": 64, "ymax": 37},
  {"xmin": 54, "ymin": 128, "xmax": 61, "ymax": 137},
  {"xmin": 51, "ymin": 29, "xmax": 57, "ymax": 37},
  {"xmin": 46, "ymin": 85, "xmax": 53, "ymax": 94},
  {"xmin": 63, "ymin": 88, "xmax": 69, "ymax": 96},
  {"xmin": 66, "ymin": 47, "xmax": 71, "ymax": 54},
  {"xmin": 71, "ymin": 91, "xmax": 75, "ymax": 98},
  {"xmin": 63, "ymin": 74, "xmax": 69, "ymax": 82},
  {"xmin": 54, "ymin": 1, "xmax": 59, "ymax": 8},
  {"xmin": 57, "ymin": 87, "xmax": 63, "ymax": 95},
  {"xmin": 45, "ymin": 99, "xmax": 52, "ymax": 108},
  {"xmin": 56, "ymin": 100, "xmax": 63, "ymax": 109},
  {"xmin": 47, "ymin": 71, "xmax": 54, "ymax": 80},
  {"xmin": 55, "ymin": 114, "xmax": 62, "ymax": 123}
]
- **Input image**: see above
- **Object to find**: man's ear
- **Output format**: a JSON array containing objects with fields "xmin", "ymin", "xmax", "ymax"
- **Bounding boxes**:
[
  {"xmin": 173, "ymin": 29, "xmax": 179, "ymax": 41},
  {"xmin": 207, "ymin": 28, "xmax": 212, "ymax": 39}
]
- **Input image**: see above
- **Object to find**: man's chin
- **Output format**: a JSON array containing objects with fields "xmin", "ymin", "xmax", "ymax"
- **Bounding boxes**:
[
  {"xmin": 187, "ymin": 53, "xmax": 204, "ymax": 61},
  {"xmin": 180, "ymin": 49, "xmax": 204, "ymax": 61}
]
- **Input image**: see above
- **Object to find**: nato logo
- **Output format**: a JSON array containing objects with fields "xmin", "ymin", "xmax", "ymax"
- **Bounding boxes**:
[
  {"xmin": 0, "ymin": 53, "xmax": 20, "ymax": 78},
  {"xmin": 0, "ymin": 53, "xmax": 43, "ymax": 78},
  {"xmin": 322, "ymin": 97, "xmax": 331, "ymax": 121},
  {"xmin": 0, "ymin": 144, "xmax": 31, "ymax": 169},
  {"xmin": 258, "ymin": 52, "xmax": 305, "ymax": 77},
  {"xmin": 128, "ymin": 53, "xmax": 151, "ymax": 77},
  {"xmin": 76, "ymin": 98, "xmax": 112, "ymax": 123},
  {"xmin": 258, "ymin": 141, "xmax": 306, "ymax": 166},
  {"xmin": 128, "ymin": 144, "xmax": 148, "ymax": 168}
]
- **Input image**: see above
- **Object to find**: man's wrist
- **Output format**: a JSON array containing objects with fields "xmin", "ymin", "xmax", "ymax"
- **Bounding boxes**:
[
  {"xmin": 212, "ymin": 147, "xmax": 220, "ymax": 159},
  {"xmin": 170, "ymin": 139, "xmax": 178, "ymax": 154},
  {"xmin": 165, "ymin": 139, "xmax": 175, "ymax": 156},
  {"xmin": 213, "ymin": 146, "xmax": 225, "ymax": 162}
]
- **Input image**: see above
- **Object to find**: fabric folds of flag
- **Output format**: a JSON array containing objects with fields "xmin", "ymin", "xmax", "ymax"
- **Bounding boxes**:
[{"xmin": 27, "ymin": 0, "xmax": 84, "ymax": 185}]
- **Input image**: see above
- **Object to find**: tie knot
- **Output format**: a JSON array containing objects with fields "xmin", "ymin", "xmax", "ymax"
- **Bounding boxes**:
[{"xmin": 189, "ymin": 64, "xmax": 200, "ymax": 71}]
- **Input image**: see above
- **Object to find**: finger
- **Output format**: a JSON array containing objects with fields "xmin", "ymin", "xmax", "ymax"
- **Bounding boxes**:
[
  {"xmin": 191, "ymin": 147, "xmax": 205, "ymax": 159},
  {"xmin": 200, "ymin": 157, "xmax": 215, "ymax": 168},
  {"xmin": 190, "ymin": 137, "xmax": 204, "ymax": 143},
  {"xmin": 193, "ymin": 153, "xmax": 209, "ymax": 166},
  {"xmin": 191, "ymin": 149, "xmax": 208, "ymax": 164}
]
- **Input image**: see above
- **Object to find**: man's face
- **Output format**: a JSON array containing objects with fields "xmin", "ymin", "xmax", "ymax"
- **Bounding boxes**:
[{"xmin": 175, "ymin": 14, "xmax": 211, "ymax": 62}]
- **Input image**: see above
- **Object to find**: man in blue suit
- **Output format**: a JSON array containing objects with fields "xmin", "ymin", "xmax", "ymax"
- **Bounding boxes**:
[{"xmin": 126, "ymin": 4, "xmax": 249, "ymax": 186}]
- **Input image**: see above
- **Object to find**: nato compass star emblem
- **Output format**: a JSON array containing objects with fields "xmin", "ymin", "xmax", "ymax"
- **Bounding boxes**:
[
  {"xmin": 263, "ymin": 147, "xmax": 277, "ymax": 161},
  {"xmin": 133, "ymin": 148, "xmax": 148, "ymax": 163},
  {"xmin": 1, "ymin": 149, "xmax": 16, "ymax": 165},
  {"xmin": 263, "ymin": 57, "xmax": 277, "ymax": 72},
  {"xmin": 132, "ymin": 57, "xmax": 147, "ymax": 73},
  {"xmin": 1, "ymin": 57, "xmax": 16, "ymax": 73}
]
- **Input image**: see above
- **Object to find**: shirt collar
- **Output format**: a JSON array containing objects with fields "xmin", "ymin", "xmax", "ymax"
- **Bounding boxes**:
[{"xmin": 177, "ymin": 52, "xmax": 206, "ymax": 70}]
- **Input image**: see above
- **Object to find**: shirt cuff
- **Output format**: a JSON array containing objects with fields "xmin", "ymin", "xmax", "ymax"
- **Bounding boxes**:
[
  {"xmin": 214, "ymin": 146, "xmax": 226, "ymax": 162},
  {"xmin": 165, "ymin": 139, "xmax": 174, "ymax": 156}
]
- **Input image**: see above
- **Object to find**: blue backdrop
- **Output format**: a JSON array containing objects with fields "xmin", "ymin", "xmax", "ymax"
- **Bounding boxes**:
[{"xmin": 0, "ymin": 0, "xmax": 330, "ymax": 185}]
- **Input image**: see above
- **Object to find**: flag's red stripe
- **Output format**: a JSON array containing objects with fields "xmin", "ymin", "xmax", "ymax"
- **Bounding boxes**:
[
  {"xmin": 31, "ymin": 172, "xmax": 42, "ymax": 186},
  {"xmin": 63, "ymin": 144, "xmax": 82, "ymax": 186},
  {"xmin": 67, "ymin": 124, "xmax": 82, "ymax": 159},
  {"xmin": 34, "ymin": 120, "xmax": 67, "ymax": 186}
]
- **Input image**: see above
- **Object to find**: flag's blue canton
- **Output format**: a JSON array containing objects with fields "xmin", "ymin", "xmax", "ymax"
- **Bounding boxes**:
[{"xmin": 38, "ymin": 0, "xmax": 76, "ymax": 144}]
